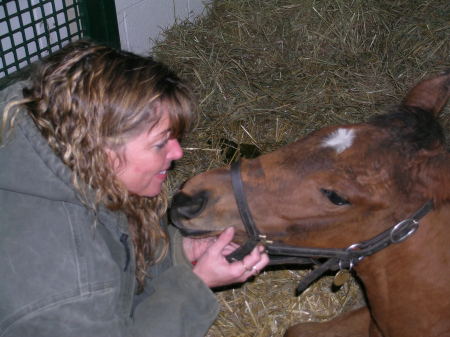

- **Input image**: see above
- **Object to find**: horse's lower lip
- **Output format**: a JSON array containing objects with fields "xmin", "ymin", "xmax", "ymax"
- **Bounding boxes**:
[
  {"xmin": 169, "ymin": 209, "xmax": 219, "ymax": 237},
  {"xmin": 178, "ymin": 227, "xmax": 215, "ymax": 237}
]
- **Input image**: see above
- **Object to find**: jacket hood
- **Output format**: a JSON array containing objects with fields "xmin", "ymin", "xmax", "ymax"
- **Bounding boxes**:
[{"xmin": 0, "ymin": 80, "xmax": 83, "ymax": 205}]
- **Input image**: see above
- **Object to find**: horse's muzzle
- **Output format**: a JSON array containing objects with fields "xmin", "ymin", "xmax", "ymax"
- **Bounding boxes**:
[
  {"xmin": 171, "ymin": 191, "xmax": 208, "ymax": 219},
  {"xmin": 169, "ymin": 190, "xmax": 215, "ymax": 237}
]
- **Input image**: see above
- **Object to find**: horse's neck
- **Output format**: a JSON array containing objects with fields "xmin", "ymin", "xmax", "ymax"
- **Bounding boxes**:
[{"xmin": 356, "ymin": 203, "xmax": 450, "ymax": 337}]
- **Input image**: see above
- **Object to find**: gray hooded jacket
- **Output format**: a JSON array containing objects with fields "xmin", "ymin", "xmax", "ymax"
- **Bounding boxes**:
[{"xmin": 0, "ymin": 81, "xmax": 219, "ymax": 337}]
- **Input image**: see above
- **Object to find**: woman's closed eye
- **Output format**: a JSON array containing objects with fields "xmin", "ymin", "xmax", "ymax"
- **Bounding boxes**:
[{"xmin": 155, "ymin": 138, "xmax": 169, "ymax": 149}]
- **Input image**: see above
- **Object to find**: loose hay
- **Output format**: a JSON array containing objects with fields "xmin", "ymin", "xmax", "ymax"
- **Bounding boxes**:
[
  {"xmin": 152, "ymin": 0, "xmax": 450, "ymax": 336},
  {"xmin": 207, "ymin": 269, "xmax": 364, "ymax": 337}
]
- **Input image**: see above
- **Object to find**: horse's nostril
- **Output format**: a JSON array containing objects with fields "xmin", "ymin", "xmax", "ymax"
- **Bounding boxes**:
[{"xmin": 172, "ymin": 191, "xmax": 208, "ymax": 219}]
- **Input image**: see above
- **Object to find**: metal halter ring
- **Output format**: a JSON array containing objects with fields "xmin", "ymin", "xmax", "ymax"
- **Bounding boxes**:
[
  {"xmin": 339, "ymin": 243, "xmax": 365, "ymax": 270},
  {"xmin": 390, "ymin": 219, "xmax": 419, "ymax": 243}
]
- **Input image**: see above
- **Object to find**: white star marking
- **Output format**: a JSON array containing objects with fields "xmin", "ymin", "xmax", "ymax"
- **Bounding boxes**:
[{"xmin": 322, "ymin": 128, "xmax": 356, "ymax": 153}]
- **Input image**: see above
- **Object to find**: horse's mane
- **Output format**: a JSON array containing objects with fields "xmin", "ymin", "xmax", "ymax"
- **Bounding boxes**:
[{"xmin": 368, "ymin": 106, "xmax": 445, "ymax": 152}]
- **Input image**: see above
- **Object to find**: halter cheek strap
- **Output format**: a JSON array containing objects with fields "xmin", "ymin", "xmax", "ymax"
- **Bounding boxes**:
[{"xmin": 225, "ymin": 161, "xmax": 262, "ymax": 262}]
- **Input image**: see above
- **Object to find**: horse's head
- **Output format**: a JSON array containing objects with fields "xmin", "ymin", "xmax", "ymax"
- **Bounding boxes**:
[{"xmin": 171, "ymin": 71, "xmax": 450, "ymax": 249}]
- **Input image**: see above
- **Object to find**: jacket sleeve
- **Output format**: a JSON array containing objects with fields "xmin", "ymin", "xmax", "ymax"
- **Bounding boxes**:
[
  {"xmin": 131, "ymin": 265, "xmax": 219, "ymax": 337},
  {"xmin": 131, "ymin": 224, "xmax": 219, "ymax": 337}
]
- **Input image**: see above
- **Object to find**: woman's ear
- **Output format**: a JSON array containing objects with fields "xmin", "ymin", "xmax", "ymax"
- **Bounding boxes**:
[{"xmin": 104, "ymin": 147, "xmax": 122, "ymax": 172}]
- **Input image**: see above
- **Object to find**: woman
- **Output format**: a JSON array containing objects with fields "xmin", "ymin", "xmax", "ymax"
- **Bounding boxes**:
[{"xmin": 0, "ymin": 40, "xmax": 268, "ymax": 337}]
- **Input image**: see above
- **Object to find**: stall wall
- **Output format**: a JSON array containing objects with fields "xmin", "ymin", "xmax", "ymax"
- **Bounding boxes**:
[{"xmin": 115, "ymin": 0, "xmax": 207, "ymax": 56}]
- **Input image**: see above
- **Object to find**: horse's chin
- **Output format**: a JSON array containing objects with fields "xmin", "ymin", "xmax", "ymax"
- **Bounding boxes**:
[
  {"xmin": 173, "ymin": 223, "xmax": 249, "ymax": 245},
  {"xmin": 176, "ymin": 226, "xmax": 222, "ymax": 239}
]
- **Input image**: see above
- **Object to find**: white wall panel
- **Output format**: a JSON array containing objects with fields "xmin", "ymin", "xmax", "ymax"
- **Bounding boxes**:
[{"xmin": 115, "ymin": 0, "xmax": 207, "ymax": 56}]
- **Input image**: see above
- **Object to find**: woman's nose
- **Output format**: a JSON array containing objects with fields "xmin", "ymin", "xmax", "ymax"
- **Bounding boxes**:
[{"xmin": 167, "ymin": 139, "xmax": 183, "ymax": 160}]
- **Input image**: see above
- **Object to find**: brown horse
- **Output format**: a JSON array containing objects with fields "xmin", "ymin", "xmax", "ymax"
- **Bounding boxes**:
[{"xmin": 170, "ymin": 71, "xmax": 450, "ymax": 337}]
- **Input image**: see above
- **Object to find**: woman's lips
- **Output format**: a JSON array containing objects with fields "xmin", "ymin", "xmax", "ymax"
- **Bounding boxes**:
[{"xmin": 155, "ymin": 170, "xmax": 168, "ymax": 180}]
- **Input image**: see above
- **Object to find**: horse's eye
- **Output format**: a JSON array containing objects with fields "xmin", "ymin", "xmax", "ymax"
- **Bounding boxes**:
[{"xmin": 321, "ymin": 189, "xmax": 350, "ymax": 206}]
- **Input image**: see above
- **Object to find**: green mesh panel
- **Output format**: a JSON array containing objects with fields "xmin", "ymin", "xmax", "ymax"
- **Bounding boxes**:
[{"xmin": 0, "ymin": 0, "xmax": 84, "ymax": 80}]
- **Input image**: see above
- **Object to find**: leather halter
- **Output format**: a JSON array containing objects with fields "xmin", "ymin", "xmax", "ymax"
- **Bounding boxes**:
[{"xmin": 226, "ymin": 160, "xmax": 434, "ymax": 293}]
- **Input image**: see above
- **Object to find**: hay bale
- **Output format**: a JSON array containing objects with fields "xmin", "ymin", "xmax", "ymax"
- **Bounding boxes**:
[{"xmin": 153, "ymin": 0, "xmax": 450, "ymax": 336}]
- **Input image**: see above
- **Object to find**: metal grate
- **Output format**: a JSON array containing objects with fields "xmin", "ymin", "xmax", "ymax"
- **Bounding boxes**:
[{"xmin": 0, "ymin": 0, "xmax": 84, "ymax": 80}]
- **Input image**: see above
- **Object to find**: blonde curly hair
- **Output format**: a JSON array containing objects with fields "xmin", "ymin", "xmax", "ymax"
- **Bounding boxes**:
[{"xmin": 3, "ymin": 39, "xmax": 196, "ymax": 291}]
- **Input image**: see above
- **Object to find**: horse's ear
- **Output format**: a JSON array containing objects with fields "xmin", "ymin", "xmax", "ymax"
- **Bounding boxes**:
[{"xmin": 403, "ymin": 70, "xmax": 450, "ymax": 115}]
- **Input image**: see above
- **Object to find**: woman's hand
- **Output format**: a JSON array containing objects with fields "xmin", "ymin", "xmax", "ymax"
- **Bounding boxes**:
[{"xmin": 184, "ymin": 227, "xmax": 270, "ymax": 288}]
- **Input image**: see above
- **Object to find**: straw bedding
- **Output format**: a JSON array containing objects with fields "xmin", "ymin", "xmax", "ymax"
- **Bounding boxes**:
[{"xmin": 152, "ymin": 1, "xmax": 450, "ymax": 336}]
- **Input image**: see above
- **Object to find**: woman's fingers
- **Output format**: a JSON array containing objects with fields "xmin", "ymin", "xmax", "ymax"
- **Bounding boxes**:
[
  {"xmin": 183, "ymin": 236, "xmax": 216, "ymax": 262},
  {"xmin": 206, "ymin": 227, "xmax": 235, "ymax": 254},
  {"xmin": 240, "ymin": 244, "xmax": 269, "ymax": 276},
  {"xmin": 191, "ymin": 226, "xmax": 269, "ymax": 287},
  {"xmin": 219, "ymin": 227, "xmax": 269, "ymax": 277}
]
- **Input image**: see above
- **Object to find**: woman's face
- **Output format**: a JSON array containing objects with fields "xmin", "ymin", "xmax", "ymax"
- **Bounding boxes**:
[{"xmin": 109, "ymin": 109, "xmax": 183, "ymax": 197}]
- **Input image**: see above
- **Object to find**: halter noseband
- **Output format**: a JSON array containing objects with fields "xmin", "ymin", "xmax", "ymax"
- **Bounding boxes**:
[{"xmin": 226, "ymin": 160, "xmax": 433, "ymax": 294}]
